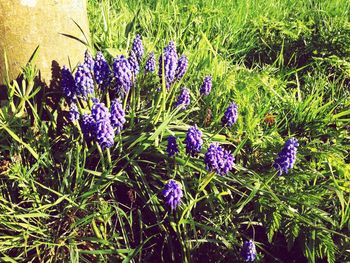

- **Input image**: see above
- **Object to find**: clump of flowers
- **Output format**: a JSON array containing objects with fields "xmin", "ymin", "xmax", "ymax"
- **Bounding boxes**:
[
  {"xmin": 113, "ymin": 55, "xmax": 133, "ymax": 95},
  {"xmin": 159, "ymin": 41, "xmax": 178, "ymax": 89},
  {"xmin": 167, "ymin": 136, "xmax": 179, "ymax": 157},
  {"xmin": 74, "ymin": 64, "xmax": 94, "ymax": 99},
  {"xmin": 110, "ymin": 99, "xmax": 126, "ymax": 134},
  {"xmin": 175, "ymin": 54, "xmax": 188, "ymax": 80},
  {"xmin": 56, "ymin": 35, "xmax": 313, "ymax": 262},
  {"xmin": 94, "ymin": 51, "xmax": 112, "ymax": 90},
  {"xmin": 61, "ymin": 66, "xmax": 76, "ymax": 102},
  {"xmin": 175, "ymin": 87, "xmax": 191, "ymax": 110},
  {"xmin": 222, "ymin": 101, "xmax": 238, "ymax": 127},
  {"xmin": 204, "ymin": 143, "xmax": 234, "ymax": 175},
  {"xmin": 200, "ymin": 75, "xmax": 212, "ymax": 96},
  {"xmin": 273, "ymin": 137, "xmax": 299, "ymax": 175},
  {"xmin": 162, "ymin": 179, "xmax": 183, "ymax": 209},
  {"xmin": 145, "ymin": 52, "xmax": 156, "ymax": 73},
  {"xmin": 131, "ymin": 34, "xmax": 144, "ymax": 62},
  {"xmin": 241, "ymin": 240, "xmax": 257, "ymax": 262},
  {"xmin": 184, "ymin": 125, "xmax": 203, "ymax": 157}
]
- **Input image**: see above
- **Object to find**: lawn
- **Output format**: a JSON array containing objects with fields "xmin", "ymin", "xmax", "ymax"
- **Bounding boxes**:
[{"xmin": 0, "ymin": 0, "xmax": 350, "ymax": 262}]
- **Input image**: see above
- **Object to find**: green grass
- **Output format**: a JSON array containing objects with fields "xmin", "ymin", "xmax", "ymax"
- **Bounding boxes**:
[{"xmin": 0, "ymin": 0, "xmax": 349, "ymax": 262}]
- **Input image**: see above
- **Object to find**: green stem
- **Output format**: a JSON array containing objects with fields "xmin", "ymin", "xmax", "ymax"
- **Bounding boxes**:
[
  {"xmin": 130, "ymin": 80, "xmax": 136, "ymax": 128},
  {"xmin": 105, "ymin": 90, "xmax": 111, "ymax": 108},
  {"xmin": 154, "ymin": 54, "xmax": 167, "ymax": 124},
  {"xmin": 106, "ymin": 148, "xmax": 112, "ymax": 168},
  {"xmin": 96, "ymin": 143, "xmax": 106, "ymax": 171},
  {"xmin": 123, "ymin": 90, "xmax": 129, "ymax": 111}
]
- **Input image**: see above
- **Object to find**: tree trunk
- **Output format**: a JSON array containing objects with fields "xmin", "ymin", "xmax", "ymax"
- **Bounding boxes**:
[{"xmin": 0, "ymin": 0, "xmax": 90, "ymax": 83}]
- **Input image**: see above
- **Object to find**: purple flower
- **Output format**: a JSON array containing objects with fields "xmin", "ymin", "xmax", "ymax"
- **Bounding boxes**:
[
  {"xmin": 184, "ymin": 125, "xmax": 203, "ymax": 157},
  {"xmin": 110, "ymin": 99, "xmax": 126, "ymax": 134},
  {"xmin": 175, "ymin": 55, "xmax": 188, "ymax": 80},
  {"xmin": 68, "ymin": 103, "xmax": 80, "ymax": 122},
  {"xmin": 61, "ymin": 66, "xmax": 76, "ymax": 102},
  {"xmin": 95, "ymin": 119, "xmax": 115, "ymax": 149},
  {"xmin": 159, "ymin": 41, "xmax": 178, "ymax": 89},
  {"xmin": 241, "ymin": 240, "xmax": 257, "ymax": 262},
  {"xmin": 113, "ymin": 55, "xmax": 133, "ymax": 95},
  {"xmin": 145, "ymin": 52, "xmax": 156, "ymax": 73},
  {"xmin": 84, "ymin": 50, "xmax": 95, "ymax": 72},
  {"xmin": 167, "ymin": 136, "xmax": 179, "ymax": 157},
  {"xmin": 94, "ymin": 51, "xmax": 112, "ymax": 89},
  {"xmin": 131, "ymin": 34, "xmax": 144, "ymax": 62},
  {"xmin": 204, "ymin": 143, "xmax": 235, "ymax": 175},
  {"xmin": 128, "ymin": 51, "xmax": 140, "ymax": 76},
  {"xmin": 175, "ymin": 87, "xmax": 191, "ymax": 110},
  {"xmin": 200, "ymin": 75, "xmax": 212, "ymax": 96},
  {"xmin": 273, "ymin": 137, "xmax": 299, "ymax": 175},
  {"xmin": 75, "ymin": 64, "xmax": 94, "ymax": 99},
  {"xmin": 91, "ymin": 101, "xmax": 115, "ymax": 149},
  {"xmin": 222, "ymin": 101, "xmax": 238, "ymax": 127},
  {"xmin": 162, "ymin": 179, "xmax": 183, "ymax": 209},
  {"xmin": 80, "ymin": 114, "xmax": 96, "ymax": 142},
  {"xmin": 91, "ymin": 97, "xmax": 100, "ymax": 104},
  {"xmin": 91, "ymin": 102, "xmax": 110, "ymax": 121}
]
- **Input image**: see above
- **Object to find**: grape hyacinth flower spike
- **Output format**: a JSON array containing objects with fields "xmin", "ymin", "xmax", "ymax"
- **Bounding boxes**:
[
  {"xmin": 162, "ymin": 179, "xmax": 183, "ymax": 209},
  {"xmin": 200, "ymin": 75, "xmax": 212, "ymax": 96},
  {"xmin": 145, "ymin": 52, "xmax": 156, "ymax": 73},
  {"xmin": 91, "ymin": 101, "xmax": 110, "ymax": 121},
  {"xmin": 222, "ymin": 101, "xmax": 238, "ymax": 127},
  {"xmin": 184, "ymin": 125, "xmax": 203, "ymax": 157},
  {"xmin": 61, "ymin": 66, "xmax": 76, "ymax": 103},
  {"xmin": 204, "ymin": 143, "xmax": 235, "ymax": 175},
  {"xmin": 131, "ymin": 34, "xmax": 144, "ymax": 62},
  {"xmin": 128, "ymin": 51, "xmax": 140, "ymax": 76},
  {"xmin": 113, "ymin": 55, "xmax": 133, "ymax": 96},
  {"xmin": 68, "ymin": 103, "xmax": 80, "ymax": 122},
  {"xmin": 84, "ymin": 50, "xmax": 95, "ymax": 72},
  {"xmin": 175, "ymin": 87, "xmax": 191, "ymax": 110},
  {"xmin": 110, "ymin": 99, "xmax": 126, "ymax": 135},
  {"xmin": 80, "ymin": 114, "xmax": 96, "ymax": 142},
  {"xmin": 75, "ymin": 63, "xmax": 94, "ymax": 100},
  {"xmin": 91, "ymin": 101, "xmax": 115, "ymax": 149},
  {"xmin": 158, "ymin": 41, "xmax": 178, "ymax": 89},
  {"xmin": 273, "ymin": 137, "xmax": 299, "ymax": 175},
  {"xmin": 167, "ymin": 136, "xmax": 179, "ymax": 157},
  {"xmin": 241, "ymin": 240, "xmax": 257, "ymax": 262},
  {"xmin": 175, "ymin": 54, "xmax": 188, "ymax": 80},
  {"xmin": 94, "ymin": 51, "xmax": 112, "ymax": 90},
  {"xmin": 95, "ymin": 121, "xmax": 115, "ymax": 150}
]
